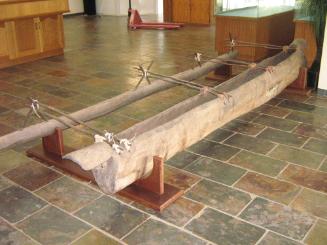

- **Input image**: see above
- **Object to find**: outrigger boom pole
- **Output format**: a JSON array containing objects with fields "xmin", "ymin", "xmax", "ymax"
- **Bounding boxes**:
[{"xmin": 0, "ymin": 51, "xmax": 237, "ymax": 150}]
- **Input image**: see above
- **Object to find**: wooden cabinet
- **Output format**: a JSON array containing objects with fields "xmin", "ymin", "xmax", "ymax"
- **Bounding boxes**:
[
  {"xmin": 0, "ymin": 0, "xmax": 69, "ymax": 69},
  {"xmin": 5, "ymin": 17, "xmax": 42, "ymax": 59},
  {"xmin": 169, "ymin": 0, "xmax": 211, "ymax": 25},
  {"xmin": 39, "ymin": 15, "xmax": 64, "ymax": 52},
  {"xmin": 0, "ymin": 22, "xmax": 9, "ymax": 62}
]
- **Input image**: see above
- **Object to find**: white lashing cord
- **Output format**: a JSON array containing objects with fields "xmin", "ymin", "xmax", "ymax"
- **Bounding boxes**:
[
  {"xmin": 194, "ymin": 52, "xmax": 202, "ymax": 67},
  {"xmin": 94, "ymin": 131, "xmax": 134, "ymax": 154},
  {"xmin": 30, "ymin": 99, "xmax": 41, "ymax": 119},
  {"xmin": 28, "ymin": 97, "xmax": 134, "ymax": 155},
  {"xmin": 119, "ymin": 139, "xmax": 133, "ymax": 152}
]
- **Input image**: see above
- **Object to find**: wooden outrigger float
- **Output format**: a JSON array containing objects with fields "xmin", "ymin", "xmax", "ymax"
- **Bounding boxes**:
[
  {"xmin": 0, "ymin": 51, "xmax": 237, "ymax": 150},
  {"xmin": 0, "ymin": 40, "xmax": 306, "ymax": 211}
]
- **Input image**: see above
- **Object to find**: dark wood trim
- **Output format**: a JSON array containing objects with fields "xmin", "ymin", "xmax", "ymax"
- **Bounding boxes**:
[
  {"xmin": 163, "ymin": 0, "xmax": 172, "ymax": 22},
  {"xmin": 0, "ymin": 48, "xmax": 63, "ymax": 69}
]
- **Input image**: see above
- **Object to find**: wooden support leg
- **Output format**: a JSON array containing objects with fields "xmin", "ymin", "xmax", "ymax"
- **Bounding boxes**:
[
  {"xmin": 134, "ymin": 156, "xmax": 164, "ymax": 195},
  {"xmin": 206, "ymin": 65, "xmax": 233, "ymax": 82},
  {"xmin": 285, "ymin": 67, "xmax": 312, "ymax": 96},
  {"xmin": 26, "ymin": 128, "xmax": 95, "ymax": 183},
  {"xmin": 27, "ymin": 129, "xmax": 183, "ymax": 212},
  {"xmin": 42, "ymin": 128, "xmax": 64, "ymax": 156},
  {"xmin": 119, "ymin": 156, "xmax": 183, "ymax": 212}
]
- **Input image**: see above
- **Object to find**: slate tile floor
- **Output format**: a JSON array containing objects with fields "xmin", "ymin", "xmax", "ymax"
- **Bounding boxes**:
[{"xmin": 0, "ymin": 15, "xmax": 327, "ymax": 244}]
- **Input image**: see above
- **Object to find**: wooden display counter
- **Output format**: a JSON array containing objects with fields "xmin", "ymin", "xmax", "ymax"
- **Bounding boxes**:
[
  {"xmin": 215, "ymin": 6, "xmax": 295, "ymax": 62},
  {"xmin": 0, "ymin": 0, "xmax": 69, "ymax": 68}
]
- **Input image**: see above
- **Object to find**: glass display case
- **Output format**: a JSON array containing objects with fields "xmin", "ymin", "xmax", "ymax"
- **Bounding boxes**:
[
  {"xmin": 214, "ymin": 0, "xmax": 297, "ymax": 61},
  {"xmin": 215, "ymin": 0, "xmax": 297, "ymax": 18}
]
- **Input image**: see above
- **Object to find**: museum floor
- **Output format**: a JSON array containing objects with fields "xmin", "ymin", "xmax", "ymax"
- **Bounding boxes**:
[{"xmin": 0, "ymin": 15, "xmax": 327, "ymax": 245}]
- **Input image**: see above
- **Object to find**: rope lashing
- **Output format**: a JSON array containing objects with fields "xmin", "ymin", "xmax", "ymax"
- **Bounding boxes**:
[
  {"xmin": 23, "ymin": 98, "xmax": 48, "ymax": 127},
  {"xmin": 94, "ymin": 133, "xmax": 124, "ymax": 154},
  {"xmin": 265, "ymin": 66, "xmax": 275, "ymax": 74},
  {"xmin": 194, "ymin": 52, "xmax": 202, "ymax": 67},
  {"xmin": 229, "ymin": 32, "xmax": 236, "ymax": 51},
  {"xmin": 248, "ymin": 63, "xmax": 257, "ymax": 69},
  {"xmin": 119, "ymin": 138, "xmax": 132, "ymax": 151},
  {"xmin": 95, "ymin": 132, "xmax": 133, "ymax": 153},
  {"xmin": 30, "ymin": 99, "xmax": 41, "ymax": 118},
  {"xmin": 264, "ymin": 66, "xmax": 276, "ymax": 84},
  {"xmin": 282, "ymin": 45, "xmax": 290, "ymax": 53},
  {"xmin": 230, "ymin": 38, "xmax": 236, "ymax": 51},
  {"xmin": 112, "ymin": 143, "xmax": 124, "ymax": 154},
  {"xmin": 200, "ymin": 86, "xmax": 209, "ymax": 95},
  {"xmin": 218, "ymin": 92, "xmax": 233, "ymax": 105},
  {"xmin": 134, "ymin": 60, "xmax": 154, "ymax": 89}
]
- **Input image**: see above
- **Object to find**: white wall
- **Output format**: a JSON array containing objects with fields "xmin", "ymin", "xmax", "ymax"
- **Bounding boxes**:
[
  {"xmin": 318, "ymin": 15, "xmax": 327, "ymax": 90},
  {"xmin": 96, "ymin": 0, "xmax": 158, "ymax": 16},
  {"xmin": 96, "ymin": 0, "xmax": 118, "ymax": 15},
  {"xmin": 67, "ymin": 0, "xmax": 84, "ymax": 14}
]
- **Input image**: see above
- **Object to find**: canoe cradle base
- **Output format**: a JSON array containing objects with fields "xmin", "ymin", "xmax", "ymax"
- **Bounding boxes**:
[
  {"xmin": 26, "ymin": 128, "xmax": 183, "ymax": 212},
  {"xmin": 284, "ymin": 67, "xmax": 312, "ymax": 96}
]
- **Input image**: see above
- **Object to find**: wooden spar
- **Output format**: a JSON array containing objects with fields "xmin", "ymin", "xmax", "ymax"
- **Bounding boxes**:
[
  {"xmin": 63, "ymin": 39, "xmax": 306, "ymax": 194},
  {"xmin": 0, "ymin": 51, "xmax": 237, "ymax": 150}
]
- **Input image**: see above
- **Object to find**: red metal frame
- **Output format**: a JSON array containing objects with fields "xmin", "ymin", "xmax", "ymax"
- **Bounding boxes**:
[{"xmin": 129, "ymin": 9, "xmax": 184, "ymax": 30}]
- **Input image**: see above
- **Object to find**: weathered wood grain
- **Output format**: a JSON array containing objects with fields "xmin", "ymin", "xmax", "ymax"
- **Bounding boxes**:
[{"xmin": 67, "ymin": 40, "xmax": 306, "ymax": 194}]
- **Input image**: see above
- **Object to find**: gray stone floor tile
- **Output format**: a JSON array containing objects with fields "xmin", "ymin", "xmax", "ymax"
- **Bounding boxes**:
[
  {"xmin": 186, "ymin": 208, "xmax": 265, "ymax": 245},
  {"xmin": 186, "ymin": 179, "xmax": 251, "ymax": 215},
  {"xmin": 0, "ymin": 218, "xmax": 38, "ymax": 245},
  {"xmin": 240, "ymin": 198, "xmax": 315, "ymax": 240},
  {"xmin": 17, "ymin": 206, "xmax": 90, "ymax": 245},
  {"xmin": 35, "ymin": 176, "xmax": 101, "ymax": 212},
  {"xmin": 124, "ymin": 219, "xmax": 206, "ymax": 245},
  {"xmin": 185, "ymin": 157, "xmax": 245, "ymax": 185},
  {"xmin": 75, "ymin": 195, "xmax": 148, "ymax": 238},
  {"xmin": 0, "ymin": 186, "xmax": 46, "ymax": 223}
]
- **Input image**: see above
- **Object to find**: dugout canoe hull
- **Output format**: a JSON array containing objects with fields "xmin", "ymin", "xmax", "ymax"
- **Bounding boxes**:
[{"xmin": 64, "ymin": 40, "xmax": 307, "ymax": 194}]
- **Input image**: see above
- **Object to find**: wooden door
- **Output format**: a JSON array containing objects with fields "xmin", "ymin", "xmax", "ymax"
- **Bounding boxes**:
[
  {"xmin": 5, "ymin": 17, "xmax": 42, "ymax": 59},
  {"xmin": 39, "ymin": 15, "xmax": 64, "ymax": 52},
  {"xmin": 172, "ymin": 0, "xmax": 190, "ymax": 23},
  {"xmin": 0, "ymin": 22, "xmax": 9, "ymax": 61},
  {"xmin": 190, "ymin": 0, "xmax": 211, "ymax": 24}
]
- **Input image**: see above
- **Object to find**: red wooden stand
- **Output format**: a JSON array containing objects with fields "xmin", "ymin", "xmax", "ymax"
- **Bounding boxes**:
[
  {"xmin": 119, "ymin": 156, "xmax": 183, "ymax": 211},
  {"xmin": 26, "ymin": 128, "xmax": 183, "ymax": 212},
  {"xmin": 206, "ymin": 65, "xmax": 233, "ymax": 83},
  {"xmin": 285, "ymin": 67, "xmax": 311, "ymax": 96}
]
